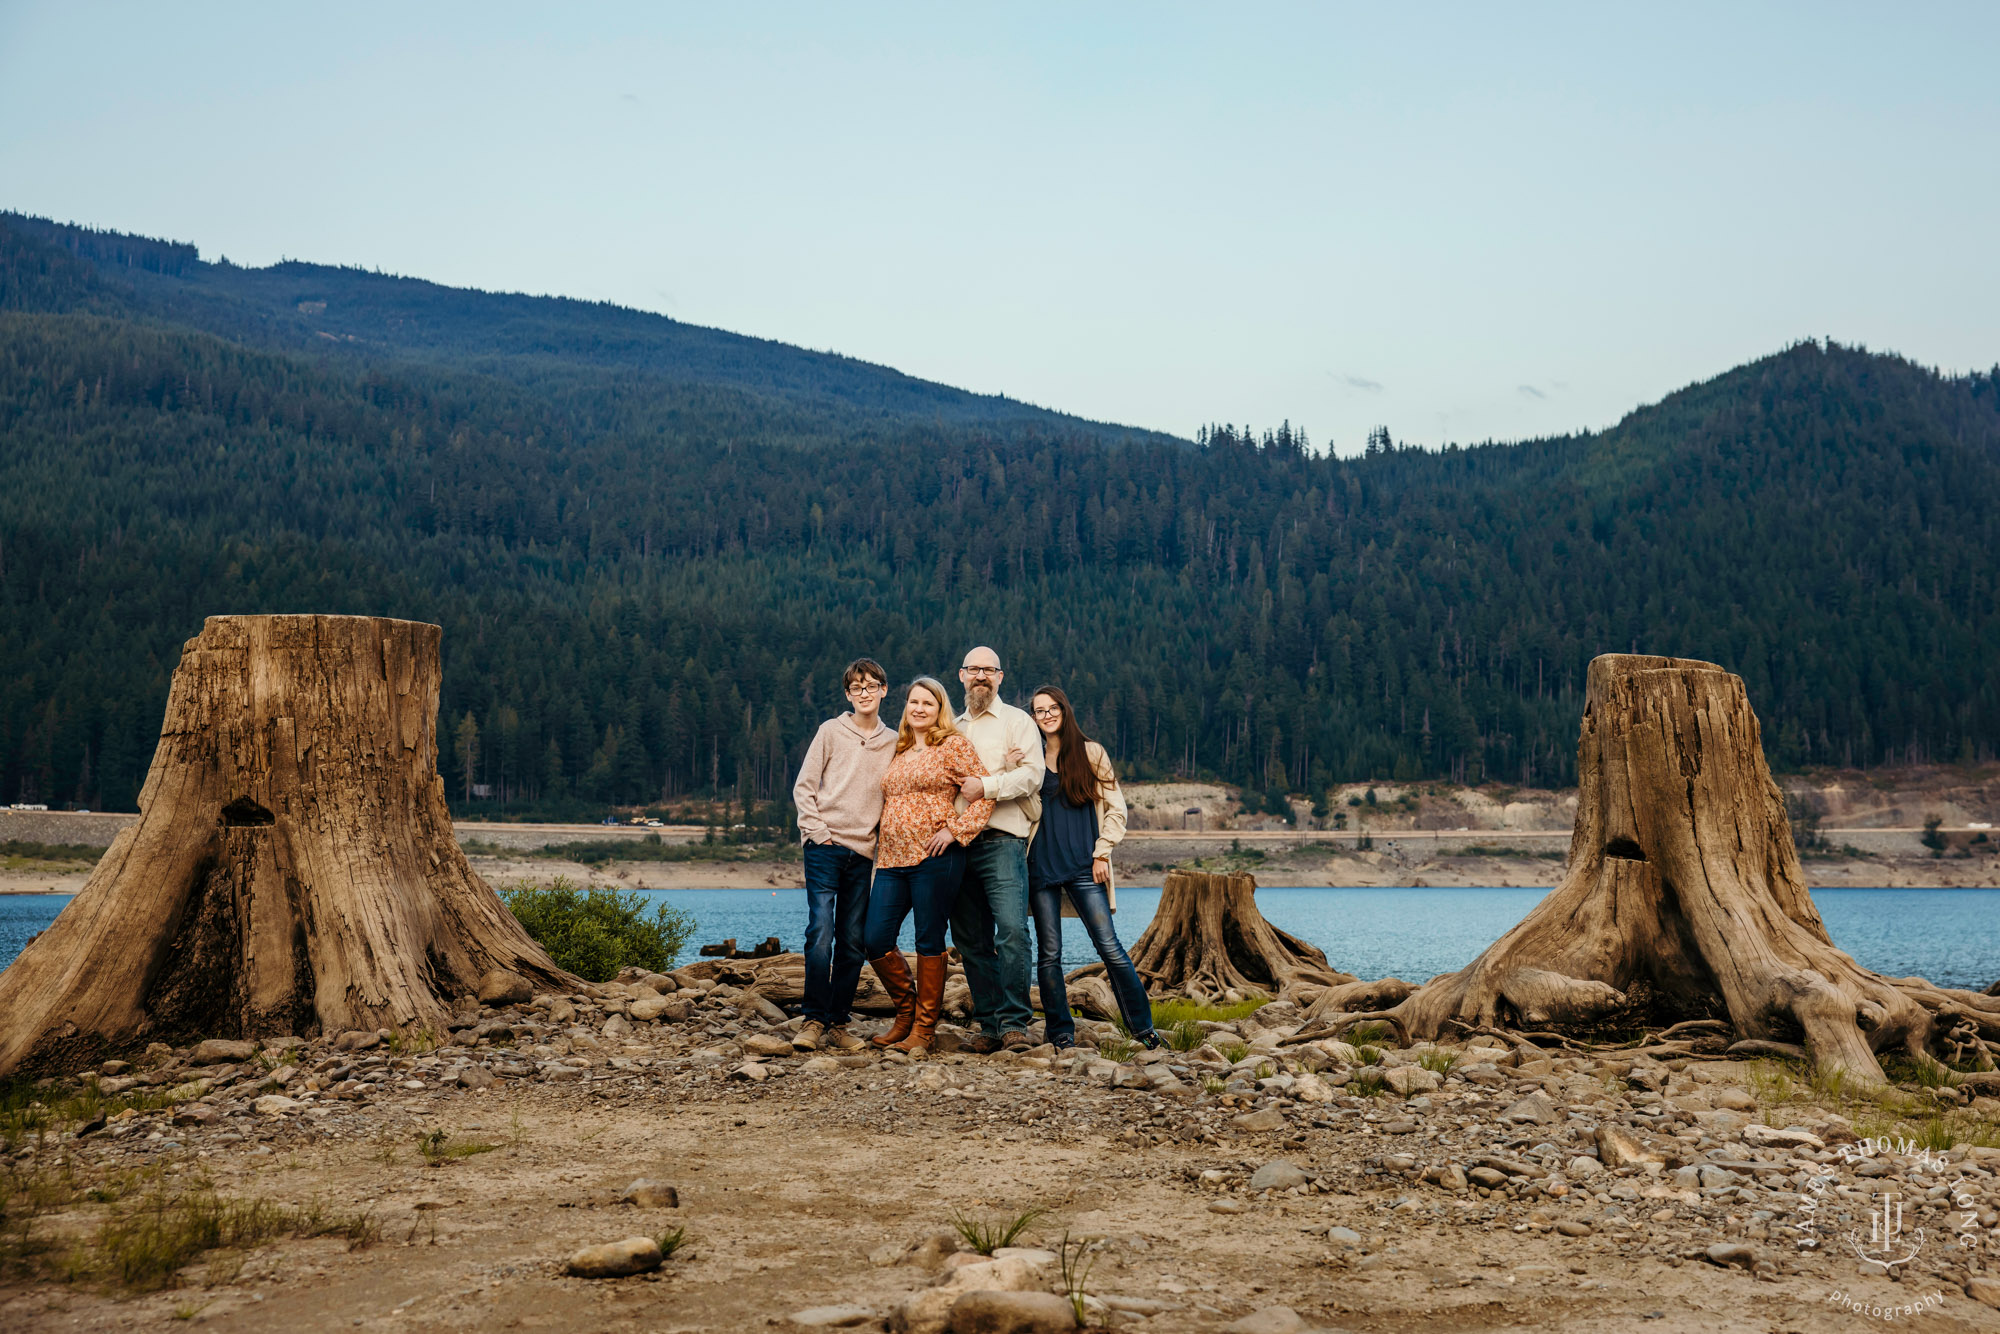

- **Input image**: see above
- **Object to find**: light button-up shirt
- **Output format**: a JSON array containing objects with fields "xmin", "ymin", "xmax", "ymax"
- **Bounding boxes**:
[{"xmin": 954, "ymin": 695, "xmax": 1045, "ymax": 838}]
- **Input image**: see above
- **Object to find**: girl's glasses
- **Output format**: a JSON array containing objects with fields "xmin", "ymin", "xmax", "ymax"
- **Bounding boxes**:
[{"xmin": 1031, "ymin": 708, "xmax": 1061, "ymax": 719}]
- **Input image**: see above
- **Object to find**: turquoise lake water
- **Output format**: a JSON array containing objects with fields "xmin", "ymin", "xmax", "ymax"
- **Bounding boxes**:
[{"xmin": 4, "ymin": 886, "xmax": 1995, "ymax": 991}]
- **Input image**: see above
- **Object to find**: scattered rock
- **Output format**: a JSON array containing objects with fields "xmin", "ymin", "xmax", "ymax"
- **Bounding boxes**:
[
  {"xmin": 729, "ymin": 1062, "xmax": 771, "ymax": 1082},
  {"xmin": 455, "ymin": 1064, "xmax": 495, "ymax": 1090},
  {"xmin": 172, "ymin": 1104, "xmax": 220, "ymax": 1128},
  {"xmin": 888, "ymin": 1254, "xmax": 1046, "ymax": 1334},
  {"xmin": 602, "ymin": 1015, "xmax": 633, "ymax": 1039},
  {"xmin": 1232, "ymin": 1107, "xmax": 1287, "ymax": 1134},
  {"xmin": 800, "ymin": 1056, "xmax": 843, "ymax": 1075},
  {"xmin": 566, "ymin": 1235, "xmax": 664, "ymax": 1278},
  {"xmin": 946, "ymin": 1290, "xmax": 1078, "ymax": 1334},
  {"xmin": 189, "ymin": 1039, "xmax": 257, "ymax": 1065},
  {"xmin": 1249, "ymin": 1159, "xmax": 1310, "ymax": 1192},
  {"xmin": 744, "ymin": 1034, "xmax": 796, "ymax": 1058},
  {"xmin": 1556, "ymin": 1220, "xmax": 1593, "ymax": 1237},
  {"xmin": 1596, "ymin": 1125, "xmax": 1662, "ymax": 1167},
  {"xmin": 1326, "ymin": 1226, "xmax": 1362, "ymax": 1246},
  {"xmin": 1965, "ymin": 1277, "xmax": 2000, "ymax": 1310},
  {"xmin": 1382, "ymin": 1065, "xmax": 1441, "ymax": 1096},
  {"xmin": 1702, "ymin": 1242, "xmax": 1758, "ymax": 1271},
  {"xmin": 1467, "ymin": 1166, "xmax": 1508, "ymax": 1189},
  {"xmin": 1742, "ymin": 1123, "xmax": 1823, "ymax": 1150},
  {"xmin": 790, "ymin": 1307, "xmax": 876, "ymax": 1328},
  {"xmin": 629, "ymin": 996, "xmax": 672, "ymax": 1022},
  {"xmin": 334, "ymin": 1029, "xmax": 382, "ymax": 1052},
  {"xmin": 621, "ymin": 1179, "xmax": 679, "ymax": 1209},
  {"xmin": 1566, "ymin": 1156, "xmax": 1603, "ymax": 1178},
  {"xmin": 1709, "ymin": 1086, "xmax": 1757, "ymax": 1113},
  {"xmin": 1208, "ymin": 1200, "xmax": 1246, "ymax": 1215},
  {"xmin": 1220, "ymin": 1307, "xmax": 1307, "ymax": 1334},
  {"xmin": 895, "ymin": 1230, "xmax": 965, "ymax": 1271},
  {"xmin": 252, "ymin": 1095, "xmax": 303, "ymax": 1115},
  {"xmin": 99, "ymin": 1060, "xmax": 130, "ymax": 1076},
  {"xmin": 1499, "ymin": 1091, "xmax": 1558, "ymax": 1125},
  {"xmin": 477, "ymin": 970, "xmax": 533, "ymax": 1005}
]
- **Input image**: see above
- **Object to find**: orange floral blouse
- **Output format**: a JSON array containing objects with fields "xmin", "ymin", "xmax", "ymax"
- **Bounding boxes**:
[{"xmin": 876, "ymin": 734, "xmax": 994, "ymax": 869}]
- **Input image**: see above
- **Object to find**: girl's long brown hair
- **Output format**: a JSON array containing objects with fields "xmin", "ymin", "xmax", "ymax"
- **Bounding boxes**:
[
  {"xmin": 895, "ymin": 677, "xmax": 961, "ymax": 755},
  {"xmin": 1032, "ymin": 685, "xmax": 1106, "ymax": 807}
]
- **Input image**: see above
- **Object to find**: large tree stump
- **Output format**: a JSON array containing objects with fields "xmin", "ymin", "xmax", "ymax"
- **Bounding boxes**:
[
  {"xmin": 1113, "ymin": 869, "xmax": 1351, "ymax": 1003},
  {"xmin": 1297, "ymin": 654, "xmax": 2000, "ymax": 1085},
  {"xmin": 0, "ymin": 615, "xmax": 578, "ymax": 1077}
]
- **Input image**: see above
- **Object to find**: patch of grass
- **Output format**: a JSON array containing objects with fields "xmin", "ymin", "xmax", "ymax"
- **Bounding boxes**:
[
  {"xmin": 95, "ymin": 1189, "xmax": 293, "ymax": 1292},
  {"xmin": 1200, "ymin": 1074, "xmax": 1227, "ymax": 1095},
  {"xmin": 1150, "ymin": 997, "xmax": 1271, "ymax": 1026},
  {"xmin": 1162, "ymin": 1020, "xmax": 1207, "ymax": 1052},
  {"xmin": 950, "ymin": 1206, "xmax": 1046, "ymax": 1255},
  {"xmin": 654, "ymin": 1225, "xmax": 687, "ymax": 1258},
  {"xmin": 1417, "ymin": 1049, "xmax": 1460, "ymax": 1077},
  {"xmin": 415, "ymin": 1129, "xmax": 497, "ymax": 1165},
  {"xmin": 0, "ymin": 838, "xmax": 104, "ymax": 869},
  {"xmin": 466, "ymin": 833, "xmax": 800, "ymax": 867},
  {"xmin": 1345, "ymin": 1021, "xmax": 1394, "ymax": 1048},
  {"xmin": 1097, "ymin": 1037, "xmax": 1139, "ymax": 1064},
  {"xmin": 1348, "ymin": 1069, "xmax": 1388, "ymax": 1098},
  {"xmin": 1058, "ymin": 1230, "xmax": 1097, "ymax": 1326},
  {"xmin": 1253, "ymin": 1061, "xmax": 1274, "ymax": 1081},
  {"xmin": 1353, "ymin": 1045, "xmax": 1384, "ymax": 1067},
  {"xmin": 1218, "ymin": 1042, "xmax": 1250, "ymax": 1064},
  {"xmin": 499, "ymin": 877, "xmax": 696, "ymax": 981},
  {"xmin": 1744, "ymin": 1059, "xmax": 1801, "ymax": 1106},
  {"xmin": 1881, "ymin": 1054, "xmax": 1954, "ymax": 1089},
  {"xmin": 1852, "ymin": 1109, "xmax": 2000, "ymax": 1154}
]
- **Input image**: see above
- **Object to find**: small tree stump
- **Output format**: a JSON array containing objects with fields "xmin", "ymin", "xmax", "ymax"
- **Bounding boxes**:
[
  {"xmin": 1119, "ymin": 868, "xmax": 1351, "ymax": 1002},
  {"xmin": 1297, "ymin": 654, "xmax": 2000, "ymax": 1085},
  {"xmin": 0, "ymin": 615, "xmax": 578, "ymax": 1077}
]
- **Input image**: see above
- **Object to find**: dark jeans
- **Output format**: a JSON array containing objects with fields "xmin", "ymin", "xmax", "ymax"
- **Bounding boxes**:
[
  {"xmin": 864, "ymin": 843, "xmax": 967, "ymax": 957},
  {"xmin": 951, "ymin": 833, "xmax": 1033, "ymax": 1036},
  {"xmin": 1031, "ymin": 872, "xmax": 1155, "ymax": 1047},
  {"xmin": 801, "ymin": 842, "xmax": 873, "ymax": 1027}
]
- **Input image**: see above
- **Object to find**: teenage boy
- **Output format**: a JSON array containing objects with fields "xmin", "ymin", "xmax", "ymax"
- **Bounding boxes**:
[
  {"xmin": 791, "ymin": 657, "xmax": 897, "ymax": 1052},
  {"xmin": 949, "ymin": 644, "xmax": 1046, "ymax": 1052}
]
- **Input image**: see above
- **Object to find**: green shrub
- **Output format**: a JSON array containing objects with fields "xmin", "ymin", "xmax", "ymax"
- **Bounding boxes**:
[{"xmin": 498, "ymin": 877, "xmax": 694, "ymax": 981}]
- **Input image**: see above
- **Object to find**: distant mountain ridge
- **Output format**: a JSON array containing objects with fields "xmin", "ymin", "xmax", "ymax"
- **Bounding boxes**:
[
  {"xmin": 0, "ymin": 209, "xmax": 1996, "ymax": 822},
  {"xmin": 1, "ymin": 211, "xmax": 1180, "ymax": 443}
]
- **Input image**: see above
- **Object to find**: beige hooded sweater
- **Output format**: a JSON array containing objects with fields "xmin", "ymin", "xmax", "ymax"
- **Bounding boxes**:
[{"xmin": 792, "ymin": 713, "xmax": 898, "ymax": 859}]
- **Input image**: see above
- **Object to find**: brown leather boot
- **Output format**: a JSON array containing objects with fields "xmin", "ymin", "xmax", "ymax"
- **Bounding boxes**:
[
  {"xmin": 869, "ymin": 952, "xmax": 916, "ymax": 1048},
  {"xmin": 892, "ymin": 954, "xmax": 949, "ymax": 1057}
]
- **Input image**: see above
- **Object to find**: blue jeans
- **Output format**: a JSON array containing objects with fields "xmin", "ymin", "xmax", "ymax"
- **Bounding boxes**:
[
  {"xmin": 1031, "ymin": 872, "xmax": 1155, "ymax": 1047},
  {"xmin": 864, "ymin": 844, "xmax": 967, "ymax": 956},
  {"xmin": 801, "ymin": 842, "xmax": 873, "ymax": 1027},
  {"xmin": 951, "ymin": 833, "xmax": 1033, "ymax": 1036}
]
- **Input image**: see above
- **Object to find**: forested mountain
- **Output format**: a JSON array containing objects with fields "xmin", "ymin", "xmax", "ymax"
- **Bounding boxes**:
[{"xmin": 2, "ymin": 213, "xmax": 1997, "ymax": 818}]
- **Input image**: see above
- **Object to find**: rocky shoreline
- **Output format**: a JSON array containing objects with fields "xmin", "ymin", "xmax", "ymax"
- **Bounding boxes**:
[{"xmin": 7, "ymin": 959, "xmax": 2000, "ymax": 1331}]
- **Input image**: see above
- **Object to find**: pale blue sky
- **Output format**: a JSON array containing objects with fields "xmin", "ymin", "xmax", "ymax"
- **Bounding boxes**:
[{"xmin": 3, "ymin": 4, "xmax": 1995, "ymax": 450}]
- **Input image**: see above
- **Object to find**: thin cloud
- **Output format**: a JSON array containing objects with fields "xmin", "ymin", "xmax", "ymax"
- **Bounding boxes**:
[
  {"xmin": 1334, "ymin": 373, "xmax": 1383, "ymax": 393},
  {"xmin": 1517, "ymin": 384, "xmax": 1546, "ymax": 400}
]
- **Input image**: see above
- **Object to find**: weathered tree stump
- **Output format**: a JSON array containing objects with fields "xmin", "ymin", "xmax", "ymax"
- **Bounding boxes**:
[
  {"xmin": 0, "ymin": 615, "xmax": 578, "ymax": 1077},
  {"xmin": 1112, "ymin": 868, "xmax": 1351, "ymax": 1003},
  {"xmin": 1295, "ymin": 654, "xmax": 2000, "ymax": 1085}
]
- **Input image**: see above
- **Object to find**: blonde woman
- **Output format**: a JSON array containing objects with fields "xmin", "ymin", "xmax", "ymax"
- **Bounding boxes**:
[{"xmin": 864, "ymin": 677, "xmax": 995, "ymax": 1056}]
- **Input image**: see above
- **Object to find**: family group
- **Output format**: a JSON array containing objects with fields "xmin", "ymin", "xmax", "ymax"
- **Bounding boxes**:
[{"xmin": 788, "ymin": 647, "xmax": 1160, "ymax": 1058}]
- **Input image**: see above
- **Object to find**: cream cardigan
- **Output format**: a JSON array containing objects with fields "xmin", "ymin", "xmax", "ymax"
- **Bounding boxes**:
[{"xmin": 1027, "ymin": 739, "xmax": 1129, "ymax": 913}]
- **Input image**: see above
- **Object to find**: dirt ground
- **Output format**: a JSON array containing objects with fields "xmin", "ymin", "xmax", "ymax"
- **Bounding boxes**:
[{"xmin": 8, "ymin": 999, "xmax": 2000, "ymax": 1334}]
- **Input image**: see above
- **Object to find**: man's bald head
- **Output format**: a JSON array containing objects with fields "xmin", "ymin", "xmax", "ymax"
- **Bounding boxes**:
[{"xmin": 959, "ymin": 646, "xmax": 1003, "ymax": 713}]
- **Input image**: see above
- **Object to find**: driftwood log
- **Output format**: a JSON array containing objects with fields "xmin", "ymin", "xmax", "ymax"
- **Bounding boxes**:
[
  {"xmin": 0, "ymin": 615, "xmax": 578, "ymax": 1077},
  {"xmin": 1294, "ymin": 653, "xmax": 2000, "ymax": 1086},
  {"xmin": 1086, "ymin": 868, "xmax": 1351, "ymax": 1003}
]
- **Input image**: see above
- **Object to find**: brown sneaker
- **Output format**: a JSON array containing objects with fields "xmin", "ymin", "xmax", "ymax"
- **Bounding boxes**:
[
  {"xmin": 791, "ymin": 1020, "xmax": 825, "ymax": 1052},
  {"xmin": 823, "ymin": 1026, "xmax": 867, "ymax": 1053},
  {"xmin": 961, "ymin": 1033, "xmax": 1003, "ymax": 1055},
  {"xmin": 1001, "ymin": 1029, "xmax": 1035, "ymax": 1052}
]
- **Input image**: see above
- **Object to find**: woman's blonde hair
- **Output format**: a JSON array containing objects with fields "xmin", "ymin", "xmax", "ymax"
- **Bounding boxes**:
[{"xmin": 895, "ymin": 677, "xmax": 961, "ymax": 755}]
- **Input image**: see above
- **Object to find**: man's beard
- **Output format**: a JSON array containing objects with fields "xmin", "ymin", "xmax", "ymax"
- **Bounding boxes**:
[{"xmin": 965, "ymin": 684, "xmax": 994, "ymax": 714}]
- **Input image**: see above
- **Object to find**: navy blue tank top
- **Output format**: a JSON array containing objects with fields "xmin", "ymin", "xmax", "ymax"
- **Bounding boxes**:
[{"xmin": 1029, "ymin": 762, "xmax": 1098, "ymax": 888}]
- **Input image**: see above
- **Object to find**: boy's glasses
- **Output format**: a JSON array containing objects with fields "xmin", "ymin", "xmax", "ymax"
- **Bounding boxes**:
[{"xmin": 847, "ymin": 683, "xmax": 886, "ymax": 697}]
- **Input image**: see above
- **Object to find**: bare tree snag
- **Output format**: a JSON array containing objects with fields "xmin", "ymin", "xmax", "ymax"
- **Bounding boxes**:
[
  {"xmin": 0, "ymin": 615, "xmax": 578, "ymax": 1077},
  {"xmin": 1110, "ymin": 869, "xmax": 1352, "ymax": 1003},
  {"xmin": 1296, "ymin": 654, "xmax": 2000, "ymax": 1086}
]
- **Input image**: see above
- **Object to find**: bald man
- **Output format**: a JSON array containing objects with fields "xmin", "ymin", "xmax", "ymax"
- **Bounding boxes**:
[{"xmin": 947, "ymin": 645, "xmax": 1046, "ymax": 1051}]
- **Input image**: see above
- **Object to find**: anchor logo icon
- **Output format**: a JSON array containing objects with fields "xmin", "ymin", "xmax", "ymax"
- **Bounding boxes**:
[{"xmin": 1851, "ymin": 1193, "xmax": 1924, "ymax": 1269}]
